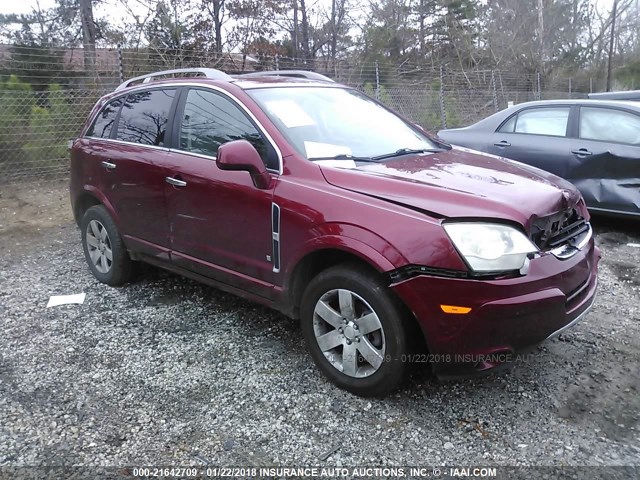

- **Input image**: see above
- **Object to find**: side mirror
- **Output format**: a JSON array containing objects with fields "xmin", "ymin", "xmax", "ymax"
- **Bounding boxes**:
[{"xmin": 216, "ymin": 140, "xmax": 272, "ymax": 189}]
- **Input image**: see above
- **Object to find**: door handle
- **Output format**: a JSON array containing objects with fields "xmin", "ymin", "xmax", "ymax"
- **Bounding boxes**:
[
  {"xmin": 493, "ymin": 140, "xmax": 511, "ymax": 147},
  {"xmin": 101, "ymin": 160, "xmax": 116, "ymax": 170},
  {"xmin": 165, "ymin": 176, "xmax": 187, "ymax": 187},
  {"xmin": 571, "ymin": 148, "xmax": 593, "ymax": 156}
]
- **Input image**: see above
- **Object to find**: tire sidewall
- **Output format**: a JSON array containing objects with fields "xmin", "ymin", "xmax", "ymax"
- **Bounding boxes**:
[
  {"xmin": 80, "ymin": 206, "xmax": 129, "ymax": 286},
  {"xmin": 300, "ymin": 266, "xmax": 408, "ymax": 396}
]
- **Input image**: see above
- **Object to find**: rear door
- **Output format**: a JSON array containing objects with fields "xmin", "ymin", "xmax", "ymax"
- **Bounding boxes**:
[
  {"xmin": 103, "ymin": 88, "xmax": 178, "ymax": 257},
  {"xmin": 165, "ymin": 87, "xmax": 280, "ymax": 299},
  {"xmin": 487, "ymin": 105, "xmax": 575, "ymax": 177},
  {"xmin": 76, "ymin": 96, "xmax": 124, "ymax": 209},
  {"xmin": 568, "ymin": 105, "xmax": 640, "ymax": 216}
]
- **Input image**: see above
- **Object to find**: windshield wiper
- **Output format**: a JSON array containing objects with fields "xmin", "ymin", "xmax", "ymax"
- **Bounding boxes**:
[
  {"xmin": 309, "ymin": 154, "xmax": 379, "ymax": 163},
  {"xmin": 372, "ymin": 147, "xmax": 445, "ymax": 161}
]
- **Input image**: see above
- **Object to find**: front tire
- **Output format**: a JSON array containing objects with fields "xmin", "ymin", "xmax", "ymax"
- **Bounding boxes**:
[
  {"xmin": 81, "ymin": 205, "xmax": 133, "ymax": 286},
  {"xmin": 300, "ymin": 264, "xmax": 410, "ymax": 397}
]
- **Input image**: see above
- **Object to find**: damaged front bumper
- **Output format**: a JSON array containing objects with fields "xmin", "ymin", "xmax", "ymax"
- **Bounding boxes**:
[{"xmin": 391, "ymin": 236, "xmax": 601, "ymax": 378}]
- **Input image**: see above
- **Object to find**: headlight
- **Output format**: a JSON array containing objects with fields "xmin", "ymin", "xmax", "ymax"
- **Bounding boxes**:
[{"xmin": 443, "ymin": 222, "xmax": 538, "ymax": 273}]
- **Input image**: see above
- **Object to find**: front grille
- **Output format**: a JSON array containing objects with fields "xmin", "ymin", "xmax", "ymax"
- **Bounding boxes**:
[{"xmin": 530, "ymin": 208, "xmax": 589, "ymax": 250}]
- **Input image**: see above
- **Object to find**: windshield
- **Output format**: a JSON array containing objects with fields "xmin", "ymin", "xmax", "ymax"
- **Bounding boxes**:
[{"xmin": 247, "ymin": 87, "xmax": 441, "ymax": 161}]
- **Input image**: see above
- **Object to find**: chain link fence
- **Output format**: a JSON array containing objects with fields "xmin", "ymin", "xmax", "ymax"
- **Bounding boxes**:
[{"xmin": 0, "ymin": 45, "xmax": 598, "ymax": 183}]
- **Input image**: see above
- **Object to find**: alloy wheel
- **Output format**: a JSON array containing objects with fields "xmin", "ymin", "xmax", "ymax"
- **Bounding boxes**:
[
  {"xmin": 85, "ymin": 219, "xmax": 113, "ymax": 274},
  {"xmin": 312, "ymin": 288, "xmax": 386, "ymax": 378}
]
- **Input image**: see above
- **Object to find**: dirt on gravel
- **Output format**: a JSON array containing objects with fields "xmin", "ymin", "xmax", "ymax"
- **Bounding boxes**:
[
  {"xmin": 0, "ymin": 180, "xmax": 73, "ymax": 256},
  {"xmin": 0, "ymin": 181, "xmax": 639, "ymax": 470}
]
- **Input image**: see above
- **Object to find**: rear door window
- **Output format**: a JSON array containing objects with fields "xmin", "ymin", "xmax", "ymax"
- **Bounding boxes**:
[
  {"xmin": 116, "ymin": 89, "xmax": 176, "ymax": 146},
  {"xmin": 579, "ymin": 107, "xmax": 640, "ymax": 145},
  {"xmin": 87, "ymin": 98, "xmax": 123, "ymax": 139}
]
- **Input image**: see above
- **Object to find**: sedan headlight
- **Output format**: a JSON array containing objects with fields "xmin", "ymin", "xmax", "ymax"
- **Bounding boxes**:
[{"xmin": 443, "ymin": 222, "xmax": 538, "ymax": 273}]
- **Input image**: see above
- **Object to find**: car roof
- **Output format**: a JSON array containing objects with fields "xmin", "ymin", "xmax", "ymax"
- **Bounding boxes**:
[
  {"xmin": 96, "ymin": 74, "xmax": 343, "ymax": 107},
  {"xmin": 588, "ymin": 90, "xmax": 640, "ymax": 100},
  {"xmin": 507, "ymin": 98, "xmax": 640, "ymax": 109},
  {"xmin": 230, "ymin": 76, "xmax": 342, "ymax": 90},
  {"xmin": 111, "ymin": 68, "xmax": 341, "ymax": 96},
  {"xmin": 441, "ymin": 97, "xmax": 640, "ymax": 132}
]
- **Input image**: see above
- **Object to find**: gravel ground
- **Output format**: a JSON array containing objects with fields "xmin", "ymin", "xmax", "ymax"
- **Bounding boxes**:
[{"xmin": 0, "ymin": 181, "xmax": 639, "ymax": 468}]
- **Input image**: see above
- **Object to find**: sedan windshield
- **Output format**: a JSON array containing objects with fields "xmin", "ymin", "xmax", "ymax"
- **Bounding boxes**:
[{"xmin": 248, "ymin": 87, "xmax": 442, "ymax": 161}]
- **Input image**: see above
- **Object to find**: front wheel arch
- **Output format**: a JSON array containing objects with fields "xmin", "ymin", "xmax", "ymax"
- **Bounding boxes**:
[{"xmin": 283, "ymin": 236, "xmax": 400, "ymax": 319}]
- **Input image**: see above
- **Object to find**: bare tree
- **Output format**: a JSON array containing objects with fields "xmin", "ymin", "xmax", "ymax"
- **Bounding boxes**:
[
  {"xmin": 79, "ymin": 0, "xmax": 97, "ymax": 73},
  {"xmin": 202, "ymin": 0, "xmax": 226, "ymax": 53}
]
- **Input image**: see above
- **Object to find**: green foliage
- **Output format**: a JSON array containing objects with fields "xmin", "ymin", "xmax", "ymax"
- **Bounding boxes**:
[
  {"xmin": 362, "ymin": 82, "xmax": 392, "ymax": 104},
  {"xmin": 616, "ymin": 60, "xmax": 640, "ymax": 90},
  {"xmin": 0, "ymin": 77, "xmax": 74, "ymax": 175},
  {"xmin": 24, "ymin": 84, "xmax": 74, "ymax": 168},
  {"xmin": 361, "ymin": 81, "xmax": 459, "ymax": 132},
  {"xmin": 0, "ymin": 75, "xmax": 34, "ymax": 169}
]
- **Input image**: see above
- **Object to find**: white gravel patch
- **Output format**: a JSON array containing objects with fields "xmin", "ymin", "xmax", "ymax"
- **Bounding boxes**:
[{"xmin": 0, "ymin": 219, "xmax": 639, "ymax": 468}]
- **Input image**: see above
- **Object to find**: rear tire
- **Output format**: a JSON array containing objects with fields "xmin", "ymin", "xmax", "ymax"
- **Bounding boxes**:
[
  {"xmin": 300, "ymin": 263, "xmax": 410, "ymax": 397},
  {"xmin": 81, "ymin": 205, "xmax": 133, "ymax": 286}
]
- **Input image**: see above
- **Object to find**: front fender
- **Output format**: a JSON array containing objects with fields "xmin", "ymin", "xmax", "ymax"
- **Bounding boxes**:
[{"xmin": 283, "ymin": 223, "xmax": 408, "ymax": 277}]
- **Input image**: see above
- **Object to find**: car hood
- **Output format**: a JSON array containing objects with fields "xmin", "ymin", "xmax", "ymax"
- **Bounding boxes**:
[{"xmin": 319, "ymin": 146, "xmax": 584, "ymax": 230}]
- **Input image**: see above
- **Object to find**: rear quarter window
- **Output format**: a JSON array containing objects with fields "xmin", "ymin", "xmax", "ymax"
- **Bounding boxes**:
[{"xmin": 86, "ymin": 98, "xmax": 123, "ymax": 139}]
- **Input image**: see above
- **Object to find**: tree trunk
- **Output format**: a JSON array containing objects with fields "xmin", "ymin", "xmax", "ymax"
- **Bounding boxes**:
[
  {"xmin": 537, "ymin": 0, "xmax": 544, "ymax": 73},
  {"xmin": 330, "ymin": 0, "xmax": 337, "ymax": 59},
  {"xmin": 419, "ymin": 0, "xmax": 426, "ymax": 55},
  {"xmin": 293, "ymin": 0, "xmax": 298, "ymax": 59},
  {"xmin": 79, "ymin": 0, "xmax": 97, "ymax": 75},
  {"xmin": 300, "ymin": 0, "xmax": 311, "ymax": 60},
  {"xmin": 606, "ymin": 0, "xmax": 618, "ymax": 91},
  {"xmin": 213, "ymin": 0, "xmax": 224, "ymax": 54}
]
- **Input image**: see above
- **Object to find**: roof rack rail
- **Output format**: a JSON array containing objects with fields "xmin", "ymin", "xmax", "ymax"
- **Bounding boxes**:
[
  {"xmin": 238, "ymin": 70, "xmax": 335, "ymax": 83},
  {"xmin": 115, "ymin": 68, "xmax": 232, "ymax": 91}
]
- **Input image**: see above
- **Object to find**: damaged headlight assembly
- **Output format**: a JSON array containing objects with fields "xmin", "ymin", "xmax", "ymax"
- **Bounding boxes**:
[{"xmin": 443, "ymin": 222, "xmax": 539, "ymax": 274}]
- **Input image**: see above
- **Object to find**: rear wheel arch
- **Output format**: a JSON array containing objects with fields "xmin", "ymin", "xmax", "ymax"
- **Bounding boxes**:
[
  {"xmin": 73, "ymin": 188, "xmax": 120, "ymax": 229},
  {"xmin": 73, "ymin": 192, "xmax": 101, "ymax": 226}
]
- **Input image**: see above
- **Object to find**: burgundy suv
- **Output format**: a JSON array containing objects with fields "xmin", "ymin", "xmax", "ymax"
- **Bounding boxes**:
[{"xmin": 70, "ymin": 68, "xmax": 600, "ymax": 396}]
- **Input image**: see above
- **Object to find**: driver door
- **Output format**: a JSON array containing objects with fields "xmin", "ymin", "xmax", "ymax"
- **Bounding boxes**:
[{"xmin": 165, "ymin": 87, "xmax": 280, "ymax": 299}]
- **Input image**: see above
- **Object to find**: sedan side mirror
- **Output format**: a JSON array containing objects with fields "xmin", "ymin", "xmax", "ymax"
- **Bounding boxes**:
[{"xmin": 216, "ymin": 140, "xmax": 272, "ymax": 190}]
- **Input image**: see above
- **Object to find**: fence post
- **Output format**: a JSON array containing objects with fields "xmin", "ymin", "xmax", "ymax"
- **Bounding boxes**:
[
  {"xmin": 117, "ymin": 43, "xmax": 124, "ymax": 84},
  {"xmin": 275, "ymin": 54, "xmax": 280, "ymax": 71},
  {"xmin": 491, "ymin": 70, "xmax": 498, "ymax": 112},
  {"xmin": 375, "ymin": 61, "xmax": 381, "ymax": 101},
  {"xmin": 439, "ymin": 65, "xmax": 447, "ymax": 130},
  {"xmin": 568, "ymin": 78, "xmax": 572, "ymax": 98},
  {"xmin": 589, "ymin": 77, "xmax": 593, "ymax": 93},
  {"xmin": 536, "ymin": 72, "xmax": 541, "ymax": 100}
]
